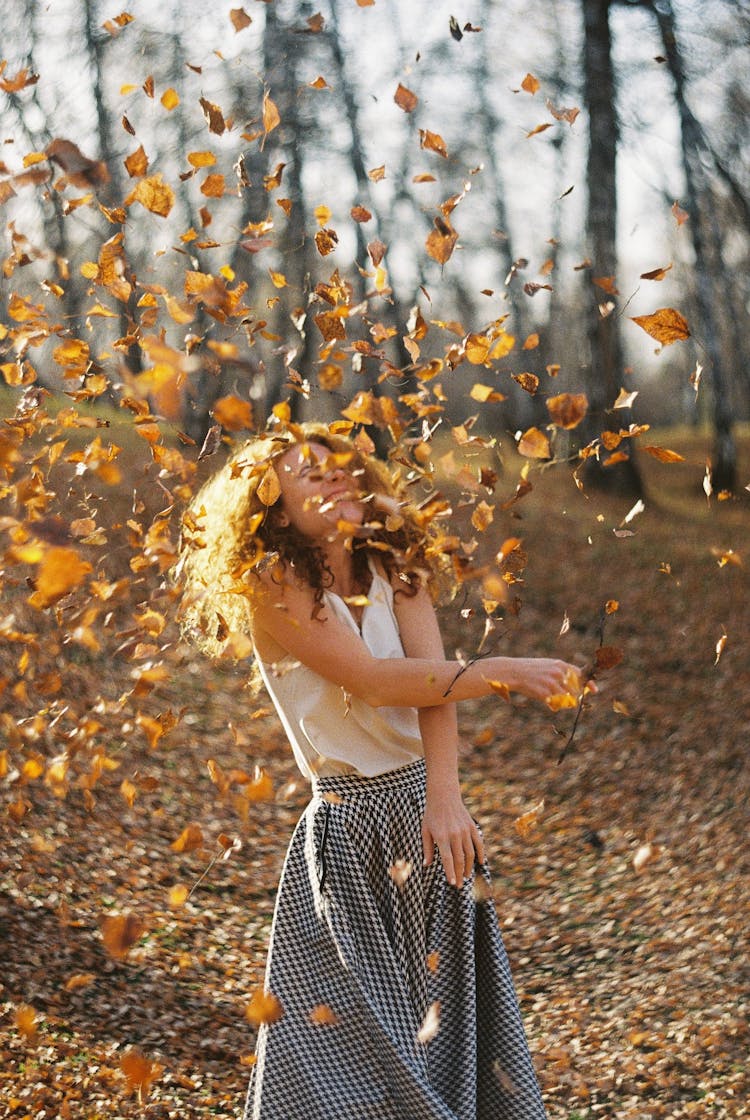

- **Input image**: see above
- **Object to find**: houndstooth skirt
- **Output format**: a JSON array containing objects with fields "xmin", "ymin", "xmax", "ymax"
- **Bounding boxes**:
[{"xmin": 243, "ymin": 759, "xmax": 547, "ymax": 1120}]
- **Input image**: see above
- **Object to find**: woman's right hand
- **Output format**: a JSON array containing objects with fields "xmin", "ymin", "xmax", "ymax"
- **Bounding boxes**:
[{"xmin": 493, "ymin": 657, "xmax": 594, "ymax": 706}]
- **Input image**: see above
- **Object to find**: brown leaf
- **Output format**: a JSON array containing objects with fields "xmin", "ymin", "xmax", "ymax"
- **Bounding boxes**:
[
  {"xmin": 526, "ymin": 122, "xmax": 553, "ymax": 138},
  {"xmin": 200, "ymin": 173, "xmax": 226, "ymax": 198},
  {"xmin": 230, "ymin": 7, "xmax": 252, "ymax": 31},
  {"xmin": 394, "ymin": 83, "xmax": 418, "ymax": 112},
  {"xmin": 368, "ymin": 164, "xmax": 386, "ymax": 182},
  {"xmin": 367, "ymin": 239, "xmax": 387, "ymax": 267},
  {"xmin": 521, "ymin": 73, "xmax": 540, "ymax": 95},
  {"xmin": 350, "ymin": 204, "xmax": 372, "ymax": 223},
  {"xmin": 120, "ymin": 1049, "xmax": 163, "ymax": 1100},
  {"xmin": 199, "ymin": 97, "xmax": 226, "ymax": 135},
  {"xmin": 546, "ymin": 98, "xmax": 580, "ymax": 125},
  {"xmin": 46, "ymin": 138, "xmax": 109, "ymax": 188},
  {"xmin": 315, "ymin": 228, "xmax": 338, "ymax": 256},
  {"xmin": 512, "ymin": 372, "xmax": 539, "ymax": 395},
  {"xmin": 426, "ymin": 217, "xmax": 458, "ymax": 265},
  {"xmin": 630, "ymin": 308, "xmax": 690, "ymax": 345},
  {"xmin": 1, "ymin": 67, "xmax": 39, "ymax": 93},
  {"xmin": 640, "ymin": 263, "xmax": 672, "ymax": 281},
  {"xmin": 546, "ymin": 392, "xmax": 588, "ymax": 430},
  {"xmin": 15, "ymin": 1004, "xmax": 38, "ymax": 1041},
  {"xmin": 595, "ymin": 645, "xmax": 624, "ymax": 672}
]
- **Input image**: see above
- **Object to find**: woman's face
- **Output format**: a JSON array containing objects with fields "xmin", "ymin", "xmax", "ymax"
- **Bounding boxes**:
[{"xmin": 275, "ymin": 441, "xmax": 365, "ymax": 540}]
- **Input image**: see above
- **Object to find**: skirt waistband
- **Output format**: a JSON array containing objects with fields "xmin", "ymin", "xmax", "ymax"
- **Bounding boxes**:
[{"xmin": 314, "ymin": 757, "xmax": 426, "ymax": 798}]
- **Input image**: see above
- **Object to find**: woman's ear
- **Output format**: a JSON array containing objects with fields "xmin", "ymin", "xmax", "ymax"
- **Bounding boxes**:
[{"xmin": 276, "ymin": 510, "xmax": 290, "ymax": 528}]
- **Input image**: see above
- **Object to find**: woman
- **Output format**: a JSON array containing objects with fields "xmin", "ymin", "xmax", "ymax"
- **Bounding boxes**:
[{"xmin": 177, "ymin": 420, "xmax": 585, "ymax": 1120}]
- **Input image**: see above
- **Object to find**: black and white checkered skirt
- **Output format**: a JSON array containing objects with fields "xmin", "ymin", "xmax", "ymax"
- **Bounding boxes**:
[{"xmin": 244, "ymin": 759, "xmax": 547, "ymax": 1119}]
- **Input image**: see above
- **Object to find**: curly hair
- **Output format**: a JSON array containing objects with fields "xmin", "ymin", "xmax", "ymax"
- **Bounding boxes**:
[{"xmin": 175, "ymin": 421, "xmax": 452, "ymax": 657}]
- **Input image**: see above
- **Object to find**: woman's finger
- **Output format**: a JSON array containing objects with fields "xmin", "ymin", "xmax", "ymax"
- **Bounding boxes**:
[
  {"xmin": 422, "ymin": 824, "xmax": 435, "ymax": 868},
  {"xmin": 441, "ymin": 843, "xmax": 457, "ymax": 887},
  {"xmin": 472, "ymin": 821, "xmax": 486, "ymax": 867}
]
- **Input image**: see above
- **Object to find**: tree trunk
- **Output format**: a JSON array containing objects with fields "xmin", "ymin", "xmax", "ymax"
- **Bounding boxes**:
[
  {"xmin": 647, "ymin": 0, "xmax": 737, "ymax": 492},
  {"xmin": 581, "ymin": 0, "xmax": 643, "ymax": 496}
]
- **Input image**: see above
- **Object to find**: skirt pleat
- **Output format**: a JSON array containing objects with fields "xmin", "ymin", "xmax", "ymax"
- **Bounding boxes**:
[{"xmin": 244, "ymin": 760, "xmax": 547, "ymax": 1120}]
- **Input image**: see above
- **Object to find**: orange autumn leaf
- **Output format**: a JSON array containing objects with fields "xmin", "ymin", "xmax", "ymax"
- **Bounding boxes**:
[
  {"xmin": 171, "ymin": 823, "xmax": 204, "ymax": 853},
  {"xmin": 671, "ymin": 200, "xmax": 689, "ymax": 226},
  {"xmin": 512, "ymin": 372, "xmax": 539, "ymax": 395},
  {"xmin": 200, "ymin": 173, "xmax": 225, "ymax": 198},
  {"xmin": 526, "ymin": 122, "xmax": 553, "ymax": 138},
  {"xmin": 101, "ymin": 912, "xmax": 145, "ymax": 959},
  {"xmin": 46, "ymin": 138, "xmax": 109, "ymax": 187},
  {"xmin": 640, "ymin": 263, "xmax": 672, "ymax": 281},
  {"xmin": 517, "ymin": 427, "xmax": 551, "ymax": 459},
  {"xmin": 168, "ymin": 884, "xmax": 189, "ymax": 908},
  {"xmin": 199, "ymin": 96, "xmax": 226, "ymax": 135},
  {"xmin": 123, "ymin": 144, "xmax": 148, "ymax": 178},
  {"xmin": 246, "ymin": 988, "xmax": 284, "ymax": 1026},
  {"xmin": 30, "ymin": 546, "xmax": 92, "ymax": 609},
  {"xmin": 0, "ymin": 66, "xmax": 39, "ymax": 93},
  {"xmin": 64, "ymin": 972, "xmax": 96, "ymax": 992},
  {"xmin": 188, "ymin": 150, "xmax": 216, "ymax": 168},
  {"xmin": 642, "ymin": 445, "xmax": 685, "ymax": 463},
  {"xmin": 471, "ymin": 500, "xmax": 495, "ymax": 532},
  {"xmin": 350, "ymin": 204, "xmax": 372, "ymax": 223},
  {"xmin": 522, "ymin": 332, "xmax": 540, "ymax": 350},
  {"xmin": 595, "ymin": 645, "xmax": 624, "ymax": 671},
  {"xmin": 256, "ymin": 466, "xmax": 281, "ymax": 506},
  {"xmin": 212, "ymin": 394, "xmax": 254, "ymax": 432},
  {"xmin": 546, "ymin": 392, "xmax": 588, "ymax": 430},
  {"xmin": 368, "ymin": 164, "xmax": 386, "ymax": 182},
  {"xmin": 485, "ymin": 679, "xmax": 511, "ymax": 703},
  {"xmin": 120, "ymin": 1049, "xmax": 163, "ymax": 1100},
  {"xmin": 15, "ymin": 1004, "xmax": 38, "ymax": 1041},
  {"xmin": 469, "ymin": 383, "xmax": 506, "ymax": 403},
  {"xmin": 394, "ymin": 83, "xmax": 418, "ymax": 112},
  {"xmin": 464, "ymin": 333, "xmax": 491, "ymax": 365},
  {"xmin": 631, "ymin": 307, "xmax": 690, "ymax": 345},
  {"xmin": 545, "ymin": 691, "xmax": 578, "ymax": 712},
  {"xmin": 244, "ymin": 767, "xmax": 274, "ymax": 802},
  {"xmin": 521, "ymin": 73, "xmax": 540, "ymax": 95},
  {"xmin": 419, "ymin": 129, "xmax": 448, "ymax": 158}
]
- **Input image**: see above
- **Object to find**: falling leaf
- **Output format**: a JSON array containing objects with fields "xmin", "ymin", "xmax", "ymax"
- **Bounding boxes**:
[
  {"xmin": 29, "ymin": 547, "xmax": 92, "ymax": 609},
  {"xmin": 389, "ymin": 858, "xmax": 413, "ymax": 888},
  {"xmin": 315, "ymin": 228, "xmax": 338, "ymax": 256},
  {"xmin": 485, "ymin": 679, "xmax": 511, "ymax": 703},
  {"xmin": 545, "ymin": 692, "xmax": 578, "ymax": 712},
  {"xmin": 199, "ymin": 96, "xmax": 226, "ymax": 135},
  {"xmin": 124, "ymin": 144, "xmax": 148, "ymax": 178},
  {"xmin": 246, "ymin": 988, "xmax": 284, "ymax": 1026},
  {"xmin": 521, "ymin": 73, "xmax": 540, "ymax": 95},
  {"xmin": 631, "ymin": 308, "xmax": 689, "ymax": 345},
  {"xmin": 642, "ymin": 445, "xmax": 685, "ymax": 463},
  {"xmin": 593, "ymin": 275, "xmax": 618, "ymax": 294},
  {"xmin": 633, "ymin": 842, "xmax": 656, "ymax": 874},
  {"xmin": 640, "ymin": 263, "xmax": 672, "ymax": 281},
  {"xmin": 394, "ymin": 83, "xmax": 418, "ymax": 112},
  {"xmin": 0, "ymin": 67, "xmax": 39, "ymax": 93},
  {"xmin": 212, "ymin": 395, "xmax": 254, "ymax": 432},
  {"xmin": 417, "ymin": 1001, "xmax": 441, "ymax": 1044},
  {"xmin": 262, "ymin": 90, "xmax": 280, "ymax": 133},
  {"xmin": 419, "ymin": 129, "xmax": 448, "ymax": 158},
  {"xmin": 526, "ymin": 122, "xmax": 553, "ymax": 138},
  {"xmin": 671, "ymin": 200, "xmax": 689, "ymax": 225},
  {"xmin": 471, "ymin": 500, "xmax": 495, "ymax": 532},
  {"xmin": 512, "ymin": 372, "xmax": 539, "ymax": 395},
  {"xmin": 65, "ymin": 973, "xmax": 96, "ymax": 992},
  {"xmin": 309, "ymin": 1004, "xmax": 340, "ymax": 1025},
  {"xmin": 120, "ymin": 1049, "xmax": 163, "ymax": 1100},
  {"xmin": 368, "ymin": 164, "xmax": 386, "ymax": 181},
  {"xmin": 230, "ymin": 7, "xmax": 252, "ymax": 31},
  {"xmin": 101, "ymin": 912, "xmax": 145, "ymax": 959},
  {"xmin": 426, "ymin": 217, "xmax": 458, "ymax": 265},
  {"xmin": 517, "ymin": 427, "xmax": 551, "ymax": 459},
  {"xmin": 595, "ymin": 645, "xmax": 623, "ymax": 671},
  {"xmin": 546, "ymin": 393, "xmax": 588, "ymax": 430},
  {"xmin": 168, "ymin": 884, "xmax": 189, "ymax": 908},
  {"xmin": 126, "ymin": 174, "xmax": 175, "ymax": 217},
  {"xmin": 46, "ymin": 138, "xmax": 109, "ymax": 188},
  {"xmin": 160, "ymin": 88, "xmax": 179, "ymax": 111},
  {"xmin": 350, "ymin": 204, "xmax": 372, "ymax": 222},
  {"xmin": 715, "ymin": 629, "xmax": 727, "ymax": 666},
  {"xmin": 522, "ymin": 332, "xmax": 539, "ymax": 350},
  {"xmin": 171, "ymin": 823, "xmax": 204, "ymax": 853},
  {"xmin": 15, "ymin": 1004, "xmax": 38, "ymax": 1042},
  {"xmin": 613, "ymin": 387, "xmax": 638, "ymax": 409},
  {"xmin": 514, "ymin": 799, "xmax": 545, "ymax": 839},
  {"xmin": 546, "ymin": 98, "xmax": 580, "ymax": 125}
]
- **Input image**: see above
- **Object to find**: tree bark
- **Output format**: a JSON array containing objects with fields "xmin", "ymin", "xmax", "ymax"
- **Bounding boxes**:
[
  {"xmin": 645, "ymin": 0, "xmax": 737, "ymax": 491},
  {"xmin": 581, "ymin": 0, "xmax": 643, "ymax": 496}
]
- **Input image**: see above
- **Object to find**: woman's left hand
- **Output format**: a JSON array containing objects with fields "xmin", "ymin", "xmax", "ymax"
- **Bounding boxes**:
[{"xmin": 422, "ymin": 788, "xmax": 485, "ymax": 887}]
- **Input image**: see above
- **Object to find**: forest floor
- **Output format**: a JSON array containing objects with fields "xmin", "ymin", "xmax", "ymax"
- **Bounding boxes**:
[{"xmin": 1, "ymin": 425, "xmax": 749, "ymax": 1120}]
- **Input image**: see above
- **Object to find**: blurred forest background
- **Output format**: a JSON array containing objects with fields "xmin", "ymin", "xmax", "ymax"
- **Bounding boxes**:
[{"xmin": 1, "ymin": 1, "xmax": 749, "ymax": 1118}]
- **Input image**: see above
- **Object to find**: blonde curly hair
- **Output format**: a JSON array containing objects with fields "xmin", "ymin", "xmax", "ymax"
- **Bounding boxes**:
[{"xmin": 175, "ymin": 421, "xmax": 451, "ymax": 657}]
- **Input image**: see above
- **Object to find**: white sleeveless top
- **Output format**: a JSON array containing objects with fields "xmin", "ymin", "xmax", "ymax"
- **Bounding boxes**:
[{"xmin": 254, "ymin": 567, "xmax": 424, "ymax": 781}]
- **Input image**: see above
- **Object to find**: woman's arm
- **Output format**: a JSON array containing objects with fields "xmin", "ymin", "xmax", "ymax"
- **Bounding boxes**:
[{"xmin": 251, "ymin": 575, "xmax": 581, "ymax": 709}]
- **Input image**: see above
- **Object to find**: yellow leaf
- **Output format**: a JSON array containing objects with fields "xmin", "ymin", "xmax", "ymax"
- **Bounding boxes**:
[
  {"xmin": 127, "ymin": 173, "xmax": 175, "ymax": 217},
  {"xmin": 514, "ymin": 798, "xmax": 545, "ymax": 839},
  {"xmin": 630, "ymin": 307, "xmax": 690, "ymax": 345},
  {"xmin": 545, "ymin": 692, "xmax": 578, "ymax": 712},
  {"xmin": 29, "ymin": 546, "xmax": 92, "ymax": 609},
  {"xmin": 168, "ymin": 884, "xmax": 189, "ymax": 908},
  {"xmin": 188, "ymin": 150, "xmax": 216, "ymax": 168},
  {"xmin": 521, "ymin": 73, "xmax": 540, "ymax": 95},
  {"xmin": 309, "ymin": 1003, "xmax": 340, "ymax": 1025},
  {"xmin": 256, "ymin": 465, "xmax": 281, "ymax": 506},
  {"xmin": 642, "ymin": 445, "xmax": 685, "ymax": 463},
  {"xmin": 101, "ymin": 912, "xmax": 145, "ymax": 960},
  {"xmin": 15, "ymin": 1004, "xmax": 38, "ymax": 1041},
  {"xmin": 160, "ymin": 88, "xmax": 179, "ymax": 110},
  {"xmin": 546, "ymin": 392, "xmax": 588, "ymax": 430}
]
